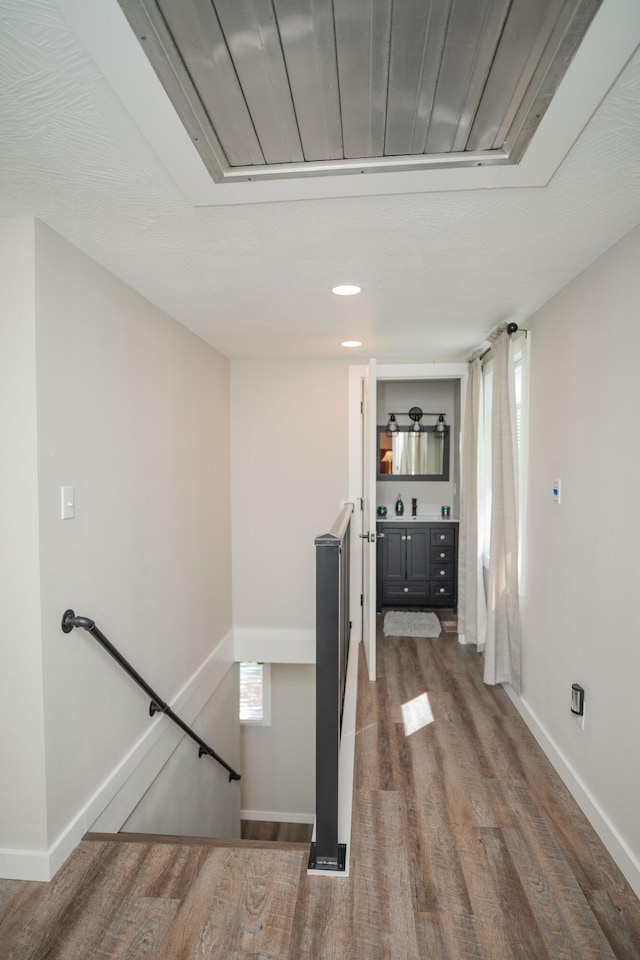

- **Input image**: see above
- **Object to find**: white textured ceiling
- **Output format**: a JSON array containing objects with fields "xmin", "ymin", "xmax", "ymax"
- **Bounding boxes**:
[{"xmin": 1, "ymin": 0, "xmax": 640, "ymax": 361}]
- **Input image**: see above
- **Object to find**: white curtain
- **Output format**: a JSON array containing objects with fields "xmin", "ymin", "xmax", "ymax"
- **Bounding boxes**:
[
  {"xmin": 484, "ymin": 327, "xmax": 521, "ymax": 691},
  {"xmin": 458, "ymin": 356, "xmax": 487, "ymax": 648}
]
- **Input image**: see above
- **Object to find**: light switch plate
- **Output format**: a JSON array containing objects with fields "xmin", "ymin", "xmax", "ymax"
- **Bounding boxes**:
[{"xmin": 61, "ymin": 486, "xmax": 75, "ymax": 520}]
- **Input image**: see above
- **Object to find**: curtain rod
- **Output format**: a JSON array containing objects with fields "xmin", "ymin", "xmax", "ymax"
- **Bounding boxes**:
[{"xmin": 476, "ymin": 322, "xmax": 522, "ymax": 363}]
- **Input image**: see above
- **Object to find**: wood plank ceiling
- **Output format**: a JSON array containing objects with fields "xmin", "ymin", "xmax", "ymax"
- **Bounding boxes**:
[{"xmin": 117, "ymin": 0, "xmax": 602, "ymax": 183}]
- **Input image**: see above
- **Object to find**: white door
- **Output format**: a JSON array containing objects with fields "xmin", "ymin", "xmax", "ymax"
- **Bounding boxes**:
[{"xmin": 362, "ymin": 359, "xmax": 377, "ymax": 681}]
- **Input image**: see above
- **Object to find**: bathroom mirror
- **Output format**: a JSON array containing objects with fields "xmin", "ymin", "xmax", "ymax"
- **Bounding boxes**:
[{"xmin": 377, "ymin": 426, "xmax": 450, "ymax": 481}]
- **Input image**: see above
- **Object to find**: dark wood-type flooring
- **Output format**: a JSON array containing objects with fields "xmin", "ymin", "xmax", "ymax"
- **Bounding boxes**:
[
  {"xmin": 240, "ymin": 820, "xmax": 313, "ymax": 843},
  {"xmin": 1, "ymin": 613, "xmax": 639, "ymax": 958}
]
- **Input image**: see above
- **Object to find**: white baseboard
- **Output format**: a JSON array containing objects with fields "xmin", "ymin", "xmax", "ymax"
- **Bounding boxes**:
[
  {"xmin": 0, "ymin": 632, "xmax": 234, "ymax": 882},
  {"xmin": 241, "ymin": 810, "xmax": 315, "ymax": 824},
  {"xmin": 504, "ymin": 684, "xmax": 640, "ymax": 900},
  {"xmin": 0, "ymin": 849, "xmax": 52, "ymax": 883},
  {"xmin": 234, "ymin": 627, "xmax": 315, "ymax": 664}
]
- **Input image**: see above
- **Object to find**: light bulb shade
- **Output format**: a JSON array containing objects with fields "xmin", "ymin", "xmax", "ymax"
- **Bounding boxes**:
[
  {"xmin": 412, "ymin": 419, "xmax": 421, "ymax": 432},
  {"xmin": 387, "ymin": 414, "xmax": 397, "ymax": 434},
  {"xmin": 436, "ymin": 414, "xmax": 446, "ymax": 437}
]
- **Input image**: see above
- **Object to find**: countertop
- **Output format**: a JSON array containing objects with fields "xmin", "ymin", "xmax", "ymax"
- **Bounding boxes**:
[{"xmin": 376, "ymin": 514, "xmax": 459, "ymax": 523}]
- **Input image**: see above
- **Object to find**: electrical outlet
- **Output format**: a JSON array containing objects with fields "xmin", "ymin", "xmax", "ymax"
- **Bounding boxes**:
[{"xmin": 553, "ymin": 478, "xmax": 561, "ymax": 504}]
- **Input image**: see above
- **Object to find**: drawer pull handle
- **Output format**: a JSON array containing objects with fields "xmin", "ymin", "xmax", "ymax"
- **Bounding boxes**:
[
  {"xmin": 439, "ymin": 552, "xmax": 445, "ymax": 558},
  {"xmin": 439, "ymin": 587, "xmax": 445, "ymax": 594},
  {"xmin": 407, "ymin": 535, "xmax": 412, "ymax": 541},
  {"xmin": 439, "ymin": 534, "xmax": 445, "ymax": 540},
  {"xmin": 440, "ymin": 570, "xmax": 446, "ymax": 576},
  {"xmin": 401, "ymin": 535, "xmax": 406, "ymax": 541},
  {"xmin": 403, "ymin": 587, "xmax": 409, "ymax": 593}
]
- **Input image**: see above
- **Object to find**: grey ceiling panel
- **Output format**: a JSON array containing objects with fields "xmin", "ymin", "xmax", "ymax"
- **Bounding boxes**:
[
  {"xmin": 155, "ymin": 0, "xmax": 265, "ymax": 167},
  {"xmin": 213, "ymin": 0, "xmax": 304, "ymax": 164},
  {"xmin": 272, "ymin": 0, "xmax": 343, "ymax": 160},
  {"xmin": 466, "ymin": 0, "xmax": 563, "ymax": 151},
  {"xmin": 450, "ymin": 0, "xmax": 514, "ymax": 153},
  {"xmin": 334, "ymin": 0, "xmax": 392, "ymax": 160},
  {"xmin": 425, "ymin": 0, "xmax": 512, "ymax": 155},
  {"xmin": 385, "ymin": 0, "xmax": 452, "ymax": 157},
  {"xmin": 118, "ymin": 0, "xmax": 603, "ymax": 181}
]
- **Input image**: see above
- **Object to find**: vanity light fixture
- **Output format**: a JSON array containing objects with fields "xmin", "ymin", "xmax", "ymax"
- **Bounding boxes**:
[
  {"xmin": 385, "ymin": 409, "xmax": 447, "ymax": 437},
  {"xmin": 341, "ymin": 340, "xmax": 362, "ymax": 348},
  {"xmin": 332, "ymin": 284, "xmax": 362, "ymax": 296}
]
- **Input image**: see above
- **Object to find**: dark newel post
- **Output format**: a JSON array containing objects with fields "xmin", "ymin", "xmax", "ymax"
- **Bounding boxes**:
[{"xmin": 313, "ymin": 535, "xmax": 340, "ymax": 868}]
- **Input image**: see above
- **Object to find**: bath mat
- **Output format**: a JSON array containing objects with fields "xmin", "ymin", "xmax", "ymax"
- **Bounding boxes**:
[{"xmin": 383, "ymin": 610, "xmax": 441, "ymax": 638}]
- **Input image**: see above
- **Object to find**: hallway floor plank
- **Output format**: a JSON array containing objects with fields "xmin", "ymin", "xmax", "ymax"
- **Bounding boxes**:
[{"xmin": 1, "ymin": 620, "xmax": 639, "ymax": 958}]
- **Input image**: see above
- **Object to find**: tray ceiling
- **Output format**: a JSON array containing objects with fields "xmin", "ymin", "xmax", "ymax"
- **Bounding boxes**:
[
  {"xmin": 1, "ymin": 0, "xmax": 639, "ymax": 360},
  {"xmin": 117, "ymin": 0, "xmax": 602, "ymax": 184}
]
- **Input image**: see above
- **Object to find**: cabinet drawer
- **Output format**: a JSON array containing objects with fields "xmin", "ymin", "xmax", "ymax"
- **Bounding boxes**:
[
  {"xmin": 430, "ymin": 564, "xmax": 454, "ymax": 580},
  {"xmin": 382, "ymin": 582, "xmax": 429, "ymax": 599},
  {"xmin": 431, "ymin": 582, "xmax": 454, "ymax": 600},
  {"xmin": 430, "ymin": 528, "xmax": 455, "ymax": 546},
  {"xmin": 431, "ymin": 544, "xmax": 454, "ymax": 562}
]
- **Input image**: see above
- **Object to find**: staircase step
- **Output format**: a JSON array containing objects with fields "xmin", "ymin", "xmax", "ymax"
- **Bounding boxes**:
[{"xmin": 84, "ymin": 830, "xmax": 311, "ymax": 852}]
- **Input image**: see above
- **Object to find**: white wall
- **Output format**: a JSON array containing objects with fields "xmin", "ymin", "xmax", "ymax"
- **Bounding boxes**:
[
  {"xmin": 231, "ymin": 359, "xmax": 349, "ymax": 632},
  {"xmin": 230, "ymin": 360, "xmax": 349, "ymax": 819},
  {"xmin": 0, "ymin": 220, "xmax": 49, "ymax": 866},
  {"xmin": 241, "ymin": 664, "xmax": 315, "ymax": 821},
  {"xmin": 121, "ymin": 665, "xmax": 241, "ymax": 838},
  {"xmin": 520, "ymin": 222, "xmax": 640, "ymax": 894},
  {"xmin": 1, "ymin": 219, "xmax": 238, "ymax": 879}
]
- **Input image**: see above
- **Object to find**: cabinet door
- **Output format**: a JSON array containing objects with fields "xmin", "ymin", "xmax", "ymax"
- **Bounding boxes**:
[
  {"xmin": 382, "ymin": 529, "xmax": 405, "ymax": 582},
  {"xmin": 406, "ymin": 528, "xmax": 429, "ymax": 582}
]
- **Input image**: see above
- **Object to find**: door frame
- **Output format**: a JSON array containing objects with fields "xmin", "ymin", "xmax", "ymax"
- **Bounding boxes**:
[{"xmin": 348, "ymin": 362, "xmax": 468, "ymax": 660}]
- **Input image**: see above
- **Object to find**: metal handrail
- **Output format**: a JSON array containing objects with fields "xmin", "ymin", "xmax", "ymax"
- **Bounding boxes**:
[
  {"xmin": 61, "ymin": 610, "xmax": 241, "ymax": 782},
  {"xmin": 320, "ymin": 500, "xmax": 354, "ymax": 543}
]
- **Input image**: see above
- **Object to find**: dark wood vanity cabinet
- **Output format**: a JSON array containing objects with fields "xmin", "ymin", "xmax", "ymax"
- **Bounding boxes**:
[{"xmin": 376, "ymin": 521, "xmax": 458, "ymax": 610}]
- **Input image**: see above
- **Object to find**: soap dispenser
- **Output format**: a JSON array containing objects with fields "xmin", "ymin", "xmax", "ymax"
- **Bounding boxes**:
[{"xmin": 395, "ymin": 494, "xmax": 404, "ymax": 516}]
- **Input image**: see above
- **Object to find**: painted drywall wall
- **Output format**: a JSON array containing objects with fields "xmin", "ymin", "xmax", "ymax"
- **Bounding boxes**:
[
  {"xmin": 376, "ymin": 379, "xmax": 459, "ymax": 516},
  {"xmin": 230, "ymin": 362, "xmax": 346, "ymax": 819},
  {"xmin": 121, "ymin": 665, "xmax": 241, "ymax": 838},
  {"xmin": 22, "ymin": 220, "xmax": 236, "ymax": 866},
  {"xmin": 230, "ymin": 360, "xmax": 349, "ymax": 632},
  {"xmin": 240, "ymin": 664, "xmax": 315, "ymax": 820},
  {"xmin": 0, "ymin": 220, "xmax": 49, "ymax": 865},
  {"xmin": 521, "ymin": 222, "xmax": 640, "ymax": 891}
]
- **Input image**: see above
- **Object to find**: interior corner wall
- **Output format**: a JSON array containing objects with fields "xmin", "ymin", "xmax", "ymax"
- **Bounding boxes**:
[
  {"xmin": 230, "ymin": 359, "xmax": 349, "ymax": 632},
  {"xmin": 521, "ymin": 222, "xmax": 640, "ymax": 893},
  {"xmin": 240, "ymin": 664, "xmax": 315, "ymax": 821},
  {"xmin": 32, "ymin": 221, "xmax": 235, "ymax": 864},
  {"xmin": 0, "ymin": 219, "xmax": 49, "ymax": 868},
  {"xmin": 120, "ymin": 664, "xmax": 241, "ymax": 839}
]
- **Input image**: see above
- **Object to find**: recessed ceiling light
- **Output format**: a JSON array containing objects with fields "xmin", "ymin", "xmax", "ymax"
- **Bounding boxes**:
[
  {"xmin": 332, "ymin": 284, "xmax": 362, "ymax": 296},
  {"xmin": 341, "ymin": 340, "xmax": 362, "ymax": 348}
]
